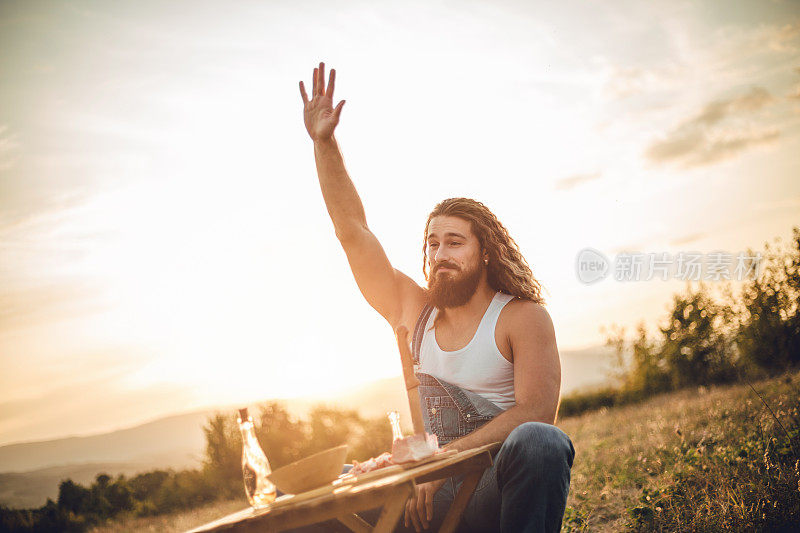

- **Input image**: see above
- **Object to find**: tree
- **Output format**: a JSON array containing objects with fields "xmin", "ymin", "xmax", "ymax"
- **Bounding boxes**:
[
  {"xmin": 305, "ymin": 406, "xmax": 363, "ymax": 459},
  {"xmin": 202, "ymin": 413, "xmax": 241, "ymax": 498},
  {"xmin": 659, "ymin": 283, "xmax": 734, "ymax": 388},
  {"xmin": 128, "ymin": 470, "xmax": 169, "ymax": 501},
  {"xmin": 255, "ymin": 402, "xmax": 310, "ymax": 468},
  {"xmin": 105, "ymin": 475, "xmax": 133, "ymax": 513},
  {"xmin": 628, "ymin": 322, "xmax": 670, "ymax": 396},
  {"xmin": 57, "ymin": 479, "xmax": 90, "ymax": 515},
  {"xmin": 736, "ymin": 231, "xmax": 800, "ymax": 370}
]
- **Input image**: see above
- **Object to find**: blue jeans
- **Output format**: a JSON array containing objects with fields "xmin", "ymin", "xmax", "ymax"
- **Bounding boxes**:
[{"xmin": 282, "ymin": 421, "xmax": 574, "ymax": 532}]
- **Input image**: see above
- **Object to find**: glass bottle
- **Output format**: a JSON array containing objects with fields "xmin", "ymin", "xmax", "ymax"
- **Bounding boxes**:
[
  {"xmin": 388, "ymin": 410, "xmax": 404, "ymax": 442},
  {"xmin": 237, "ymin": 407, "xmax": 277, "ymax": 508}
]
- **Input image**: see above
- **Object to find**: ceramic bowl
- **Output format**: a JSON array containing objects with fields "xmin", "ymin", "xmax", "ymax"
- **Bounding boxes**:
[{"xmin": 266, "ymin": 444, "xmax": 348, "ymax": 494}]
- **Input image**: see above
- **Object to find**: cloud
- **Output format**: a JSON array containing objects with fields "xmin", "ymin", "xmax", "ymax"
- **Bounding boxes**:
[
  {"xmin": 554, "ymin": 171, "xmax": 602, "ymax": 191},
  {"xmin": 602, "ymin": 63, "xmax": 684, "ymax": 100},
  {"xmin": 692, "ymin": 87, "xmax": 774, "ymax": 125},
  {"xmin": 647, "ymin": 127, "xmax": 779, "ymax": 167},
  {"xmin": 609, "ymin": 241, "xmax": 646, "ymax": 254},
  {"xmin": 602, "ymin": 20, "xmax": 800, "ymax": 102},
  {"xmin": 768, "ymin": 22, "xmax": 800, "ymax": 52},
  {"xmin": 0, "ymin": 125, "xmax": 20, "ymax": 172},
  {"xmin": 604, "ymin": 65, "xmax": 650, "ymax": 99},
  {"xmin": 645, "ymin": 87, "xmax": 779, "ymax": 167},
  {"xmin": 669, "ymin": 232, "xmax": 706, "ymax": 247},
  {"xmin": 0, "ymin": 282, "xmax": 107, "ymax": 333},
  {"xmin": 714, "ymin": 20, "xmax": 800, "ymax": 60}
]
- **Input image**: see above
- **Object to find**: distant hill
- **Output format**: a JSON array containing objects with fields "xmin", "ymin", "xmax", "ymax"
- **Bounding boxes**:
[
  {"xmin": 0, "ymin": 462, "xmax": 163, "ymax": 510},
  {"xmin": 0, "ymin": 411, "xmax": 210, "ymax": 475},
  {"xmin": 559, "ymin": 344, "xmax": 618, "ymax": 391},
  {"xmin": 0, "ymin": 346, "xmax": 614, "ymax": 508},
  {"xmin": 0, "ymin": 376, "xmax": 413, "ymax": 508}
]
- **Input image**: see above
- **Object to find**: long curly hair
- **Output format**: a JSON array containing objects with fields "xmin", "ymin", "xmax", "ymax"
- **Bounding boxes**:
[{"xmin": 422, "ymin": 198, "xmax": 546, "ymax": 304}]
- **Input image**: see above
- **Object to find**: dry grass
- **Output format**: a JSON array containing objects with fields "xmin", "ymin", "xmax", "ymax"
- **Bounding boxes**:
[
  {"xmin": 557, "ymin": 368, "xmax": 800, "ymax": 531},
  {"xmin": 91, "ymin": 370, "xmax": 800, "ymax": 532},
  {"xmin": 88, "ymin": 499, "xmax": 244, "ymax": 533}
]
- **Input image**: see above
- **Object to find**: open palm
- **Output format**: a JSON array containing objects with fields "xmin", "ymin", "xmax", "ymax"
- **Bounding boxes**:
[{"xmin": 299, "ymin": 61, "xmax": 345, "ymax": 141}]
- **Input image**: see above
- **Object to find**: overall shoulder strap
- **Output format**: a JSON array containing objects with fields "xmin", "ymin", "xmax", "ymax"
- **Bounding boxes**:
[{"xmin": 411, "ymin": 303, "xmax": 435, "ymax": 365}]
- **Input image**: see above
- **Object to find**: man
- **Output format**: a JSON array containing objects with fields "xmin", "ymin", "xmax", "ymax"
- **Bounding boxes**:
[{"xmin": 299, "ymin": 62, "xmax": 574, "ymax": 533}]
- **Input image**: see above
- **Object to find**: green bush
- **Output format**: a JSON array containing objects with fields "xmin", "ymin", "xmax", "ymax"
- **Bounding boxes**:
[{"xmin": 562, "ymin": 225, "xmax": 800, "ymax": 418}]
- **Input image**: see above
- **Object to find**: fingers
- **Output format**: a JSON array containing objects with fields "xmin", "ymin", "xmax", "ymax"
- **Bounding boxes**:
[
  {"xmin": 299, "ymin": 81, "xmax": 309, "ymax": 105},
  {"xmin": 416, "ymin": 490, "xmax": 429, "ymax": 529},
  {"xmin": 304, "ymin": 63, "xmax": 336, "ymax": 109},
  {"xmin": 333, "ymin": 100, "xmax": 345, "ymax": 120},
  {"xmin": 425, "ymin": 488, "xmax": 434, "ymax": 523},
  {"xmin": 405, "ymin": 499, "xmax": 422, "ymax": 532},
  {"xmin": 317, "ymin": 61, "xmax": 325, "ymax": 96},
  {"xmin": 327, "ymin": 68, "xmax": 336, "ymax": 99}
]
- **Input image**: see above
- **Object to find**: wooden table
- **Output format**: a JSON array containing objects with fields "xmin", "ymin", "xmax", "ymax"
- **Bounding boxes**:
[{"xmin": 188, "ymin": 442, "xmax": 501, "ymax": 533}]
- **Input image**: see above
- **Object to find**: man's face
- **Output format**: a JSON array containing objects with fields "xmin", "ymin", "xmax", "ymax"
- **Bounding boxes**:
[{"xmin": 425, "ymin": 215, "xmax": 486, "ymax": 308}]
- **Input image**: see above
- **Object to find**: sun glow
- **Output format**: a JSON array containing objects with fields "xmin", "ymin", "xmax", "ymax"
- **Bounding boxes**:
[{"xmin": 2, "ymin": 0, "xmax": 799, "ymax": 443}]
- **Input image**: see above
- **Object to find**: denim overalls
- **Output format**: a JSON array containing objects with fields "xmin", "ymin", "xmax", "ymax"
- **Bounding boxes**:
[
  {"xmin": 287, "ymin": 304, "xmax": 575, "ymax": 532},
  {"xmin": 411, "ymin": 304, "xmax": 504, "ymax": 446}
]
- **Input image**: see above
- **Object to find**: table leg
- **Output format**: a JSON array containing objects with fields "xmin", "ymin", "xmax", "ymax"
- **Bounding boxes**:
[
  {"xmin": 438, "ymin": 471, "xmax": 481, "ymax": 533},
  {"xmin": 373, "ymin": 482, "xmax": 414, "ymax": 533},
  {"xmin": 337, "ymin": 513, "xmax": 372, "ymax": 533}
]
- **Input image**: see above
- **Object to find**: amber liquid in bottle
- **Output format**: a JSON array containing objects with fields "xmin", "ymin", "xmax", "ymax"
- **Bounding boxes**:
[{"xmin": 237, "ymin": 408, "xmax": 277, "ymax": 508}]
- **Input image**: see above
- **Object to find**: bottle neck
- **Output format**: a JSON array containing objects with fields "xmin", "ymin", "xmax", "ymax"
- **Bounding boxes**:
[
  {"xmin": 239, "ymin": 419, "xmax": 259, "ymax": 445},
  {"xmin": 239, "ymin": 418, "xmax": 270, "ymax": 471}
]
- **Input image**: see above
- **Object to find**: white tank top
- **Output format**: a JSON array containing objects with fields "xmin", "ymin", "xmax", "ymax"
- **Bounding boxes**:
[{"xmin": 418, "ymin": 291, "xmax": 516, "ymax": 410}]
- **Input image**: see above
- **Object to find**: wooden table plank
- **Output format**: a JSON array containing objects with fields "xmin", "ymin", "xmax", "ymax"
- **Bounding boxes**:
[
  {"xmin": 413, "ymin": 450, "xmax": 492, "ymax": 485},
  {"xmin": 372, "ymin": 486, "xmax": 413, "ymax": 533},
  {"xmin": 439, "ymin": 471, "xmax": 482, "ymax": 533},
  {"xmin": 337, "ymin": 513, "xmax": 373, "ymax": 533},
  {"xmin": 188, "ymin": 442, "xmax": 502, "ymax": 533},
  {"xmin": 191, "ymin": 483, "xmax": 410, "ymax": 532}
]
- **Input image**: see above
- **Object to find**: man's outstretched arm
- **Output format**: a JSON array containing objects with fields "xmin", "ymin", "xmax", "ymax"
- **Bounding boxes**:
[{"xmin": 299, "ymin": 62, "xmax": 423, "ymax": 328}]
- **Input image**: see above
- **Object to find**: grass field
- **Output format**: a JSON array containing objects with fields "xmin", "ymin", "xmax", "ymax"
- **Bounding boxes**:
[
  {"xmin": 91, "ymin": 368, "xmax": 800, "ymax": 532},
  {"xmin": 88, "ymin": 499, "xmax": 245, "ymax": 533},
  {"xmin": 558, "ymin": 368, "xmax": 800, "ymax": 531}
]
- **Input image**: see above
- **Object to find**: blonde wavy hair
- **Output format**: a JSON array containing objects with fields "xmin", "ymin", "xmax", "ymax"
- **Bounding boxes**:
[{"xmin": 422, "ymin": 197, "xmax": 545, "ymax": 305}]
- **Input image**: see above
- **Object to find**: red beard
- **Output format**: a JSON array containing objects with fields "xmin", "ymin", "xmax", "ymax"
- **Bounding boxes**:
[{"xmin": 426, "ymin": 260, "xmax": 484, "ymax": 308}]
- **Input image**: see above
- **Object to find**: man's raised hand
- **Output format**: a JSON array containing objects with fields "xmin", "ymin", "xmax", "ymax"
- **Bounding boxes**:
[{"xmin": 299, "ymin": 61, "xmax": 345, "ymax": 141}]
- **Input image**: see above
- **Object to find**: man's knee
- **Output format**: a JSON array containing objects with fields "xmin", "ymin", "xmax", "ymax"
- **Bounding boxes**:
[{"xmin": 499, "ymin": 422, "xmax": 575, "ymax": 471}]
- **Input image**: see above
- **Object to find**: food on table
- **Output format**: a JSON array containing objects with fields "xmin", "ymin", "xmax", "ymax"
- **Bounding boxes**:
[
  {"xmin": 350, "ymin": 451, "xmax": 394, "ymax": 475},
  {"xmin": 348, "ymin": 431, "xmax": 441, "ymax": 476},
  {"xmin": 391, "ymin": 431, "xmax": 439, "ymax": 463}
]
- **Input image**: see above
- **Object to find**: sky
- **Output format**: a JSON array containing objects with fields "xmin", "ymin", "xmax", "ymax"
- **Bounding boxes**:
[{"xmin": 1, "ymin": 0, "xmax": 799, "ymax": 445}]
